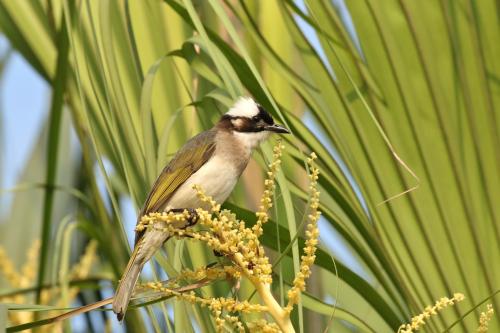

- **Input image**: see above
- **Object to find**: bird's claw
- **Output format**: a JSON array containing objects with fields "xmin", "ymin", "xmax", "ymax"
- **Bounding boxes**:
[
  {"xmin": 213, "ymin": 250, "xmax": 224, "ymax": 257},
  {"xmin": 167, "ymin": 208, "xmax": 199, "ymax": 227},
  {"xmin": 186, "ymin": 208, "xmax": 199, "ymax": 226}
]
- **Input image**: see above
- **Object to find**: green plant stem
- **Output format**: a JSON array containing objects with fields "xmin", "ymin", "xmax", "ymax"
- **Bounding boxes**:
[{"xmin": 36, "ymin": 14, "xmax": 70, "ymax": 303}]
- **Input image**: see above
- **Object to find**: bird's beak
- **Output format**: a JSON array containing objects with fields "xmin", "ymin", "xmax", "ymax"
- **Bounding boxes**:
[{"xmin": 265, "ymin": 123, "xmax": 290, "ymax": 134}]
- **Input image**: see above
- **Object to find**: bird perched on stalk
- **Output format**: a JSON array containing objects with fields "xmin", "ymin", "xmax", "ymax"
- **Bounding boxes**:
[{"xmin": 112, "ymin": 97, "xmax": 290, "ymax": 320}]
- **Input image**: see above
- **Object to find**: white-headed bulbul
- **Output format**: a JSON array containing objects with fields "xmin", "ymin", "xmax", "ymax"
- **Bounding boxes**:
[{"xmin": 112, "ymin": 97, "xmax": 290, "ymax": 320}]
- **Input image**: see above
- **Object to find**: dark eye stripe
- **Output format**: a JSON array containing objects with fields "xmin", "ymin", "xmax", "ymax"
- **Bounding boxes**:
[{"xmin": 236, "ymin": 117, "xmax": 265, "ymax": 132}]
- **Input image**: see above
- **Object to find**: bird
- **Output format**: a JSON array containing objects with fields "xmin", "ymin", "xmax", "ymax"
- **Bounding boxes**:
[{"xmin": 112, "ymin": 97, "xmax": 290, "ymax": 320}]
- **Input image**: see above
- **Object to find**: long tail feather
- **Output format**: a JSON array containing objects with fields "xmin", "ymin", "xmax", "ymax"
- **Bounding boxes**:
[{"xmin": 112, "ymin": 249, "xmax": 143, "ymax": 321}]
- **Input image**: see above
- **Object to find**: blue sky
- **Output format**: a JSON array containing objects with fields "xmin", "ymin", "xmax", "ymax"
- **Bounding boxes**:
[{"xmin": 0, "ymin": 35, "xmax": 50, "ymax": 216}]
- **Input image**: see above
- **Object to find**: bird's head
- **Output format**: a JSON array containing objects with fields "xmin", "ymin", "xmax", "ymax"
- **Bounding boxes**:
[{"xmin": 218, "ymin": 97, "xmax": 289, "ymax": 149}]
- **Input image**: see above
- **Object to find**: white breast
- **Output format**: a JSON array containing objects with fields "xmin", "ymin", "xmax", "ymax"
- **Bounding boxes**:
[{"xmin": 164, "ymin": 155, "xmax": 240, "ymax": 211}]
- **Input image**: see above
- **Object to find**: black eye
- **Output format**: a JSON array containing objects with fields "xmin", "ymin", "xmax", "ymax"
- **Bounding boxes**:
[{"xmin": 252, "ymin": 116, "xmax": 260, "ymax": 122}]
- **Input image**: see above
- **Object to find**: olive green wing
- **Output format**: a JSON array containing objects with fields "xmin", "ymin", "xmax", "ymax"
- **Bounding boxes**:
[{"xmin": 135, "ymin": 129, "xmax": 216, "ymax": 245}]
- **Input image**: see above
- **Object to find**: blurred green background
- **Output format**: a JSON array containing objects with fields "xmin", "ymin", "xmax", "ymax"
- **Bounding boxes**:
[{"xmin": 0, "ymin": 0, "xmax": 499, "ymax": 332}]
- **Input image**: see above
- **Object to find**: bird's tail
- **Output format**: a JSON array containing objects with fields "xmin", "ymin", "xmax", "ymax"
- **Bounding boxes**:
[{"xmin": 112, "ymin": 249, "xmax": 144, "ymax": 321}]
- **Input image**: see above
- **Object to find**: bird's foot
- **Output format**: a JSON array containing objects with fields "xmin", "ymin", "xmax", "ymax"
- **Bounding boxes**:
[
  {"xmin": 213, "ymin": 250, "xmax": 224, "ymax": 257},
  {"xmin": 185, "ymin": 208, "xmax": 199, "ymax": 226},
  {"xmin": 168, "ymin": 208, "xmax": 199, "ymax": 227}
]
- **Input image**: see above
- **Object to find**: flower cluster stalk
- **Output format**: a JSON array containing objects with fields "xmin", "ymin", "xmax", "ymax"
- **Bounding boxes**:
[{"xmin": 398, "ymin": 293, "xmax": 465, "ymax": 333}]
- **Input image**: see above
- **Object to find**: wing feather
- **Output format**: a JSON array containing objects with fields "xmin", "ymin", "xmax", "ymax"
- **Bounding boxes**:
[{"xmin": 134, "ymin": 129, "xmax": 217, "ymax": 245}]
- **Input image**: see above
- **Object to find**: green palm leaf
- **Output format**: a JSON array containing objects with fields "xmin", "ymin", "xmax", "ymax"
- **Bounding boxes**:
[{"xmin": 0, "ymin": 0, "xmax": 498, "ymax": 331}]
